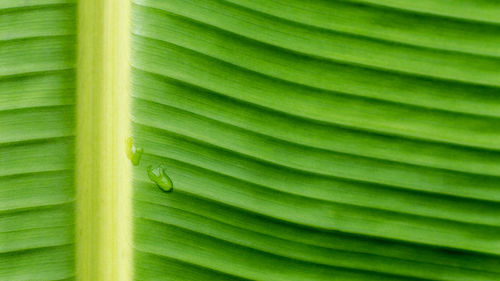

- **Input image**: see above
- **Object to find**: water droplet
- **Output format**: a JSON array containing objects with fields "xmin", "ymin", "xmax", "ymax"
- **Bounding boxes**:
[
  {"xmin": 147, "ymin": 164, "xmax": 173, "ymax": 192},
  {"xmin": 126, "ymin": 137, "xmax": 143, "ymax": 166}
]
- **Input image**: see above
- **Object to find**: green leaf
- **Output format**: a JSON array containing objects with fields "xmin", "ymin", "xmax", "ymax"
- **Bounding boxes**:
[
  {"xmin": 130, "ymin": 0, "xmax": 500, "ymax": 280},
  {"xmin": 2, "ymin": 0, "xmax": 500, "ymax": 281},
  {"xmin": 0, "ymin": 1, "xmax": 76, "ymax": 280}
]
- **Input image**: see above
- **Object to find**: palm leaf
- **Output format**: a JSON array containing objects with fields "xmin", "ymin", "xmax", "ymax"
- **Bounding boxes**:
[{"xmin": 2, "ymin": 0, "xmax": 500, "ymax": 280}]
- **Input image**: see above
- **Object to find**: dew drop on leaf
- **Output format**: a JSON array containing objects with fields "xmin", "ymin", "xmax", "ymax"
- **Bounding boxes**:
[
  {"xmin": 125, "ymin": 137, "xmax": 143, "ymax": 166},
  {"xmin": 147, "ymin": 164, "xmax": 173, "ymax": 192}
]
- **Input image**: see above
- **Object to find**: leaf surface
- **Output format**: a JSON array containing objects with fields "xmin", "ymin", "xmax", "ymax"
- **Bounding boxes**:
[
  {"xmin": 130, "ymin": 0, "xmax": 500, "ymax": 280},
  {"xmin": 0, "ymin": 1, "xmax": 76, "ymax": 280}
]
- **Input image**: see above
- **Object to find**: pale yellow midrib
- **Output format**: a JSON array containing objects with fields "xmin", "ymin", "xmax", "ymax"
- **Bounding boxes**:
[{"xmin": 76, "ymin": 0, "xmax": 131, "ymax": 280}]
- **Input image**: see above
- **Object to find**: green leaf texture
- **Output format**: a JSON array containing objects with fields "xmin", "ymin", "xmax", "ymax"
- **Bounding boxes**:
[
  {"xmin": 130, "ymin": 0, "xmax": 500, "ymax": 280},
  {"xmin": 0, "ymin": 1, "xmax": 76, "ymax": 280}
]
